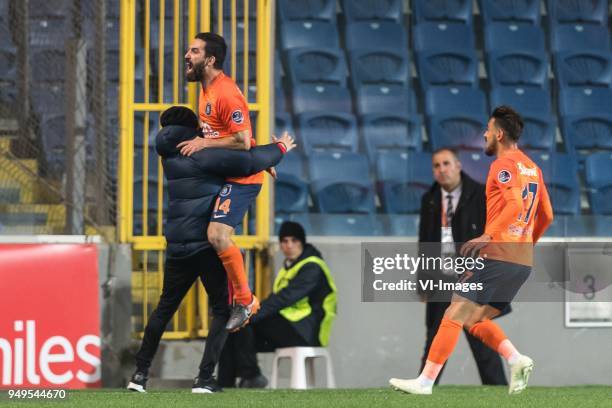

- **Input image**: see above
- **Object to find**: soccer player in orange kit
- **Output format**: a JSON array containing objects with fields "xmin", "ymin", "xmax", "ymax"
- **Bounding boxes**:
[
  {"xmin": 179, "ymin": 33, "xmax": 281, "ymax": 332},
  {"xmin": 390, "ymin": 106, "xmax": 554, "ymax": 395}
]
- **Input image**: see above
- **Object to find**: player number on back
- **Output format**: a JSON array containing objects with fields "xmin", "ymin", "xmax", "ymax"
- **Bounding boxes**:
[{"xmin": 518, "ymin": 182, "xmax": 538, "ymax": 223}]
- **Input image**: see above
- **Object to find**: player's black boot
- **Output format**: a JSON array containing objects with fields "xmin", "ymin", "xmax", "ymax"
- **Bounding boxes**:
[
  {"xmin": 192, "ymin": 376, "xmax": 223, "ymax": 393},
  {"xmin": 238, "ymin": 373, "xmax": 268, "ymax": 388},
  {"xmin": 127, "ymin": 371, "xmax": 148, "ymax": 393}
]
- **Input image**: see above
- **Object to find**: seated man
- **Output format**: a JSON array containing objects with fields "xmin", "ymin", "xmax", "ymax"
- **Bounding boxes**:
[{"xmin": 218, "ymin": 221, "xmax": 337, "ymax": 388}]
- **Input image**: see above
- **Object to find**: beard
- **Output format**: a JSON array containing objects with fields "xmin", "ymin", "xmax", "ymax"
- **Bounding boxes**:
[
  {"xmin": 186, "ymin": 60, "xmax": 205, "ymax": 82},
  {"xmin": 484, "ymin": 138, "xmax": 497, "ymax": 156}
]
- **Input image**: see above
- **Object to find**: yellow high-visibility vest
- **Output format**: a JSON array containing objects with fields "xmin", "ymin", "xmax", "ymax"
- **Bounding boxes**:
[{"xmin": 273, "ymin": 256, "xmax": 337, "ymax": 346}]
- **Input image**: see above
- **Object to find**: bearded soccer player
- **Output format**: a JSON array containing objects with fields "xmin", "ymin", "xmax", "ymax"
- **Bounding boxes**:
[
  {"xmin": 180, "ymin": 32, "xmax": 271, "ymax": 331},
  {"xmin": 390, "ymin": 106, "xmax": 554, "ymax": 395}
]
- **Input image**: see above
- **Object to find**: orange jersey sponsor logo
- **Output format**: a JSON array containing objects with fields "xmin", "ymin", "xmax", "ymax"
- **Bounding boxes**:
[{"xmin": 198, "ymin": 72, "xmax": 263, "ymax": 185}]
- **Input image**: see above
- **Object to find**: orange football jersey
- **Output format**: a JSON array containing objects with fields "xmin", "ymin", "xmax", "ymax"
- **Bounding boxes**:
[
  {"xmin": 481, "ymin": 149, "xmax": 553, "ymax": 266},
  {"xmin": 198, "ymin": 72, "xmax": 263, "ymax": 184}
]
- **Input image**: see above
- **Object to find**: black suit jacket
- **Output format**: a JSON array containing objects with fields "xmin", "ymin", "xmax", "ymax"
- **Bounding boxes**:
[{"xmin": 417, "ymin": 171, "xmax": 486, "ymax": 298}]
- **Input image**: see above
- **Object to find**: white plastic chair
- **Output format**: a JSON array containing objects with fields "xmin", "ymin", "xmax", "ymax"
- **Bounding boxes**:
[{"xmin": 270, "ymin": 347, "xmax": 336, "ymax": 389}]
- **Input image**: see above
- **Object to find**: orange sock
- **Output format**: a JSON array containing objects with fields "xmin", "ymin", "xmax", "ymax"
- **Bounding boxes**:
[
  {"xmin": 426, "ymin": 318, "xmax": 463, "ymax": 366},
  {"xmin": 468, "ymin": 320, "xmax": 507, "ymax": 352},
  {"xmin": 218, "ymin": 245, "xmax": 252, "ymax": 305}
]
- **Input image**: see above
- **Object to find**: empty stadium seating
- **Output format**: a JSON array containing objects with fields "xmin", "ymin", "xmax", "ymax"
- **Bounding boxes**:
[
  {"xmin": 286, "ymin": 47, "xmax": 348, "ymax": 85},
  {"xmin": 412, "ymin": 0, "xmax": 473, "ymax": 25},
  {"xmin": 280, "ymin": 21, "xmax": 339, "ymax": 50},
  {"xmin": 340, "ymin": 0, "xmax": 403, "ymax": 23},
  {"xmin": 484, "ymin": 23, "xmax": 545, "ymax": 53},
  {"xmin": 416, "ymin": 50, "xmax": 479, "ymax": 89},
  {"xmin": 308, "ymin": 152, "xmax": 376, "ymax": 213},
  {"xmin": 561, "ymin": 114, "xmax": 612, "ymax": 154},
  {"xmin": 360, "ymin": 113, "xmax": 423, "ymax": 161},
  {"xmin": 355, "ymin": 84, "xmax": 416, "ymax": 116},
  {"xmin": 413, "ymin": 22, "xmax": 475, "ymax": 52},
  {"xmin": 348, "ymin": 49, "xmax": 410, "ymax": 88},
  {"xmin": 546, "ymin": 0, "xmax": 609, "ymax": 26},
  {"xmin": 344, "ymin": 21, "xmax": 408, "ymax": 52},
  {"xmin": 585, "ymin": 152, "xmax": 612, "ymax": 214},
  {"xmin": 529, "ymin": 151, "xmax": 581, "ymax": 215},
  {"xmin": 425, "ymin": 86, "xmax": 487, "ymax": 116},
  {"xmin": 296, "ymin": 112, "xmax": 359, "ymax": 153},
  {"xmin": 558, "ymin": 87, "xmax": 612, "ymax": 116},
  {"xmin": 554, "ymin": 51, "xmax": 612, "ymax": 88},
  {"xmin": 376, "ymin": 151, "xmax": 432, "ymax": 213},
  {"xmin": 291, "ymin": 84, "xmax": 352, "ymax": 114},
  {"xmin": 478, "ymin": 0, "xmax": 541, "ymax": 25},
  {"xmin": 457, "ymin": 150, "xmax": 494, "ymax": 184},
  {"xmin": 550, "ymin": 24, "xmax": 611, "ymax": 53},
  {"xmin": 278, "ymin": 0, "xmax": 336, "ymax": 23},
  {"xmin": 275, "ymin": 151, "xmax": 309, "ymax": 214}
]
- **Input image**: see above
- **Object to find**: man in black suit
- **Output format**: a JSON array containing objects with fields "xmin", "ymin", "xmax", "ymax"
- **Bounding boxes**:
[{"xmin": 416, "ymin": 148, "xmax": 508, "ymax": 385}]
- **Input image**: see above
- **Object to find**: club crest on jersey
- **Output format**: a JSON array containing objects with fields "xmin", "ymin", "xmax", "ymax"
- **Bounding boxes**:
[
  {"xmin": 219, "ymin": 184, "xmax": 232, "ymax": 197},
  {"xmin": 498, "ymin": 170, "xmax": 512, "ymax": 183},
  {"xmin": 205, "ymin": 102, "xmax": 211, "ymax": 116},
  {"xmin": 231, "ymin": 109, "xmax": 244, "ymax": 124}
]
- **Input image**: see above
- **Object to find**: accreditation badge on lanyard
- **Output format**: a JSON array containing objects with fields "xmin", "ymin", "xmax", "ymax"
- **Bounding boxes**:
[{"xmin": 441, "ymin": 206, "xmax": 456, "ymax": 276}]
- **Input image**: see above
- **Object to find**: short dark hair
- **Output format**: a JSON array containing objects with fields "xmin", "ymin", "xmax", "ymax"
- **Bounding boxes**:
[
  {"xmin": 195, "ymin": 32, "xmax": 226, "ymax": 70},
  {"xmin": 490, "ymin": 105, "xmax": 524, "ymax": 142},
  {"xmin": 160, "ymin": 106, "xmax": 199, "ymax": 129},
  {"xmin": 432, "ymin": 147, "xmax": 459, "ymax": 161}
]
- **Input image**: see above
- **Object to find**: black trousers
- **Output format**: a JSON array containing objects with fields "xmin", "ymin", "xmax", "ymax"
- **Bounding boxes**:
[
  {"xmin": 218, "ymin": 314, "xmax": 310, "ymax": 387},
  {"xmin": 420, "ymin": 301, "xmax": 508, "ymax": 385},
  {"xmin": 135, "ymin": 248, "xmax": 230, "ymax": 379}
]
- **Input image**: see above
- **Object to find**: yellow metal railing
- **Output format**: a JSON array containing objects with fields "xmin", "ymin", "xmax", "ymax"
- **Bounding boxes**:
[{"xmin": 119, "ymin": 0, "xmax": 274, "ymax": 339}]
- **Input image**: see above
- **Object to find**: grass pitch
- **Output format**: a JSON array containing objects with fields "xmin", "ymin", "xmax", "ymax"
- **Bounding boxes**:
[{"xmin": 2, "ymin": 387, "xmax": 611, "ymax": 408}]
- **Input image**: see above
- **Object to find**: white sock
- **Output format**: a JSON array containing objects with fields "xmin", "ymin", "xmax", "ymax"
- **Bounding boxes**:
[
  {"xmin": 508, "ymin": 352, "xmax": 521, "ymax": 365},
  {"xmin": 418, "ymin": 373, "xmax": 434, "ymax": 388}
]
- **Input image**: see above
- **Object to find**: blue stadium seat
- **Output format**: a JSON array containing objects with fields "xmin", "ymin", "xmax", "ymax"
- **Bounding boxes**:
[
  {"xmin": 344, "ymin": 22, "xmax": 408, "ymax": 52},
  {"xmin": 30, "ymin": 49, "xmax": 65, "ymax": 82},
  {"xmin": 280, "ymin": 21, "xmax": 339, "ymax": 51},
  {"xmin": 275, "ymin": 112, "xmax": 295, "ymax": 136},
  {"xmin": 223, "ymin": 50, "xmax": 257, "ymax": 85},
  {"xmin": 486, "ymin": 51, "xmax": 549, "ymax": 88},
  {"xmin": 387, "ymin": 214, "xmax": 420, "ymax": 235},
  {"xmin": 478, "ymin": 0, "xmax": 541, "ymax": 25},
  {"xmin": 561, "ymin": 114, "xmax": 612, "ymax": 154},
  {"xmin": 520, "ymin": 115, "xmax": 557, "ymax": 152},
  {"xmin": 484, "ymin": 23, "xmax": 545, "ymax": 53},
  {"xmin": 361, "ymin": 113, "xmax": 422, "ymax": 162},
  {"xmin": 217, "ymin": 19, "xmax": 257, "ymax": 52},
  {"xmin": 376, "ymin": 151, "xmax": 433, "ymax": 213},
  {"xmin": 457, "ymin": 150, "xmax": 495, "ymax": 184},
  {"xmin": 29, "ymin": 0, "xmax": 71, "ymax": 18},
  {"xmin": 412, "ymin": 0, "xmax": 473, "ymax": 25},
  {"xmin": 348, "ymin": 49, "xmax": 410, "ymax": 88},
  {"xmin": 276, "ymin": 86, "xmax": 287, "ymax": 112},
  {"xmin": 0, "ymin": 0, "xmax": 8, "ymax": 21},
  {"xmin": 315, "ymin": 213, "xmax": 383, "ymax": 235},
  {"xmin": 428, "ymin": 113, "xmax": 487, "ymax": 151},
  {"xmin": 273, "ymin": 213, "xmax": 313, "ymax": 235},
  {"xmin": 585, "ymin": 152, "xmax": 612, "ymax": 214},
  {"xmin": 296, "ymin": 112, "xmax": 359, "ymax": 153},
  {"xmin": 546, "ymin": 0, "xmax": 608, "ymax": 26},
  {"xmin": 413, "ymin": 22, "xmax": 475, "ymax": 52},
  {"xmin": 278, "ymin": 0, "xmax": 336, "ymax": 22},
  {"xmin": 490, "ymin": 87, "xmax": 551, "ymax": 115},
  {"xmin": 550, "ymin": 24, "xmax": 611, "ymax": 53},
  {"xmin": 416, "ymin": 50, "xmax": 479, "ymax": 89},
  {"xmin": 30, "ymin": 83, "xmax": 64, "ymax": 117},
  {"xmin": 308, "ymin": 152, "xmax": 376, "ymax": 213},
  {"xmin": 340, "ymin": 0, "xmax": 403, "ymax": 23},
  {"xmin": 0, "ymin": 23, "xmax": 14, "ymax": 48},
  {"xmin": 529, "ymin": 151, "xmax": 580, "ymax": 215},
  {"xmin": 558, "ymin": 87, "xmax": 612, "ymax": 116},
  {"xmin": 291, "ymin": 84, "xmax": 352, "ymax": 114},
  {"xmin": 0, "ymin": 45, "xmax": 16, "ymax": 83},
  {"xmin": 29, "ymin": 18, "xmax": 71, "ymax": 48},
  {"xmin": 149, "ymin": 18, "xmax": 174, "ymax": 51},
  {"xmin": 554, "ymin": 51, "xmax": 612, "ymax": 88},
  {"xmin": 275, "ymin": 151, "xmax": 310, "ymax": 214},
  {"xmin": 355, "ymin": 84, "xmax": 416, "ymax": 116},
  {"xmin": 425, "ymin": 86, "xmax": 487, "ymax": 116},
  {"xmin": 286, "ymin": 47, "xmax": 347, "ymax": 86}
]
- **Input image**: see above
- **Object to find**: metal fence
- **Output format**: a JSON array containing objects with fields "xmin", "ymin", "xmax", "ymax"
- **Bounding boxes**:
[{"xmin": 0, "ymin": 0, "xmax": 117, "ymax": 238}]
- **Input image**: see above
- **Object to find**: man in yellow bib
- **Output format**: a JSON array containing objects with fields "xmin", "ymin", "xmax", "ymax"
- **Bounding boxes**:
[{"xmin": 218, "ymin": 221, "xmax": 337, "ymax": 388}]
